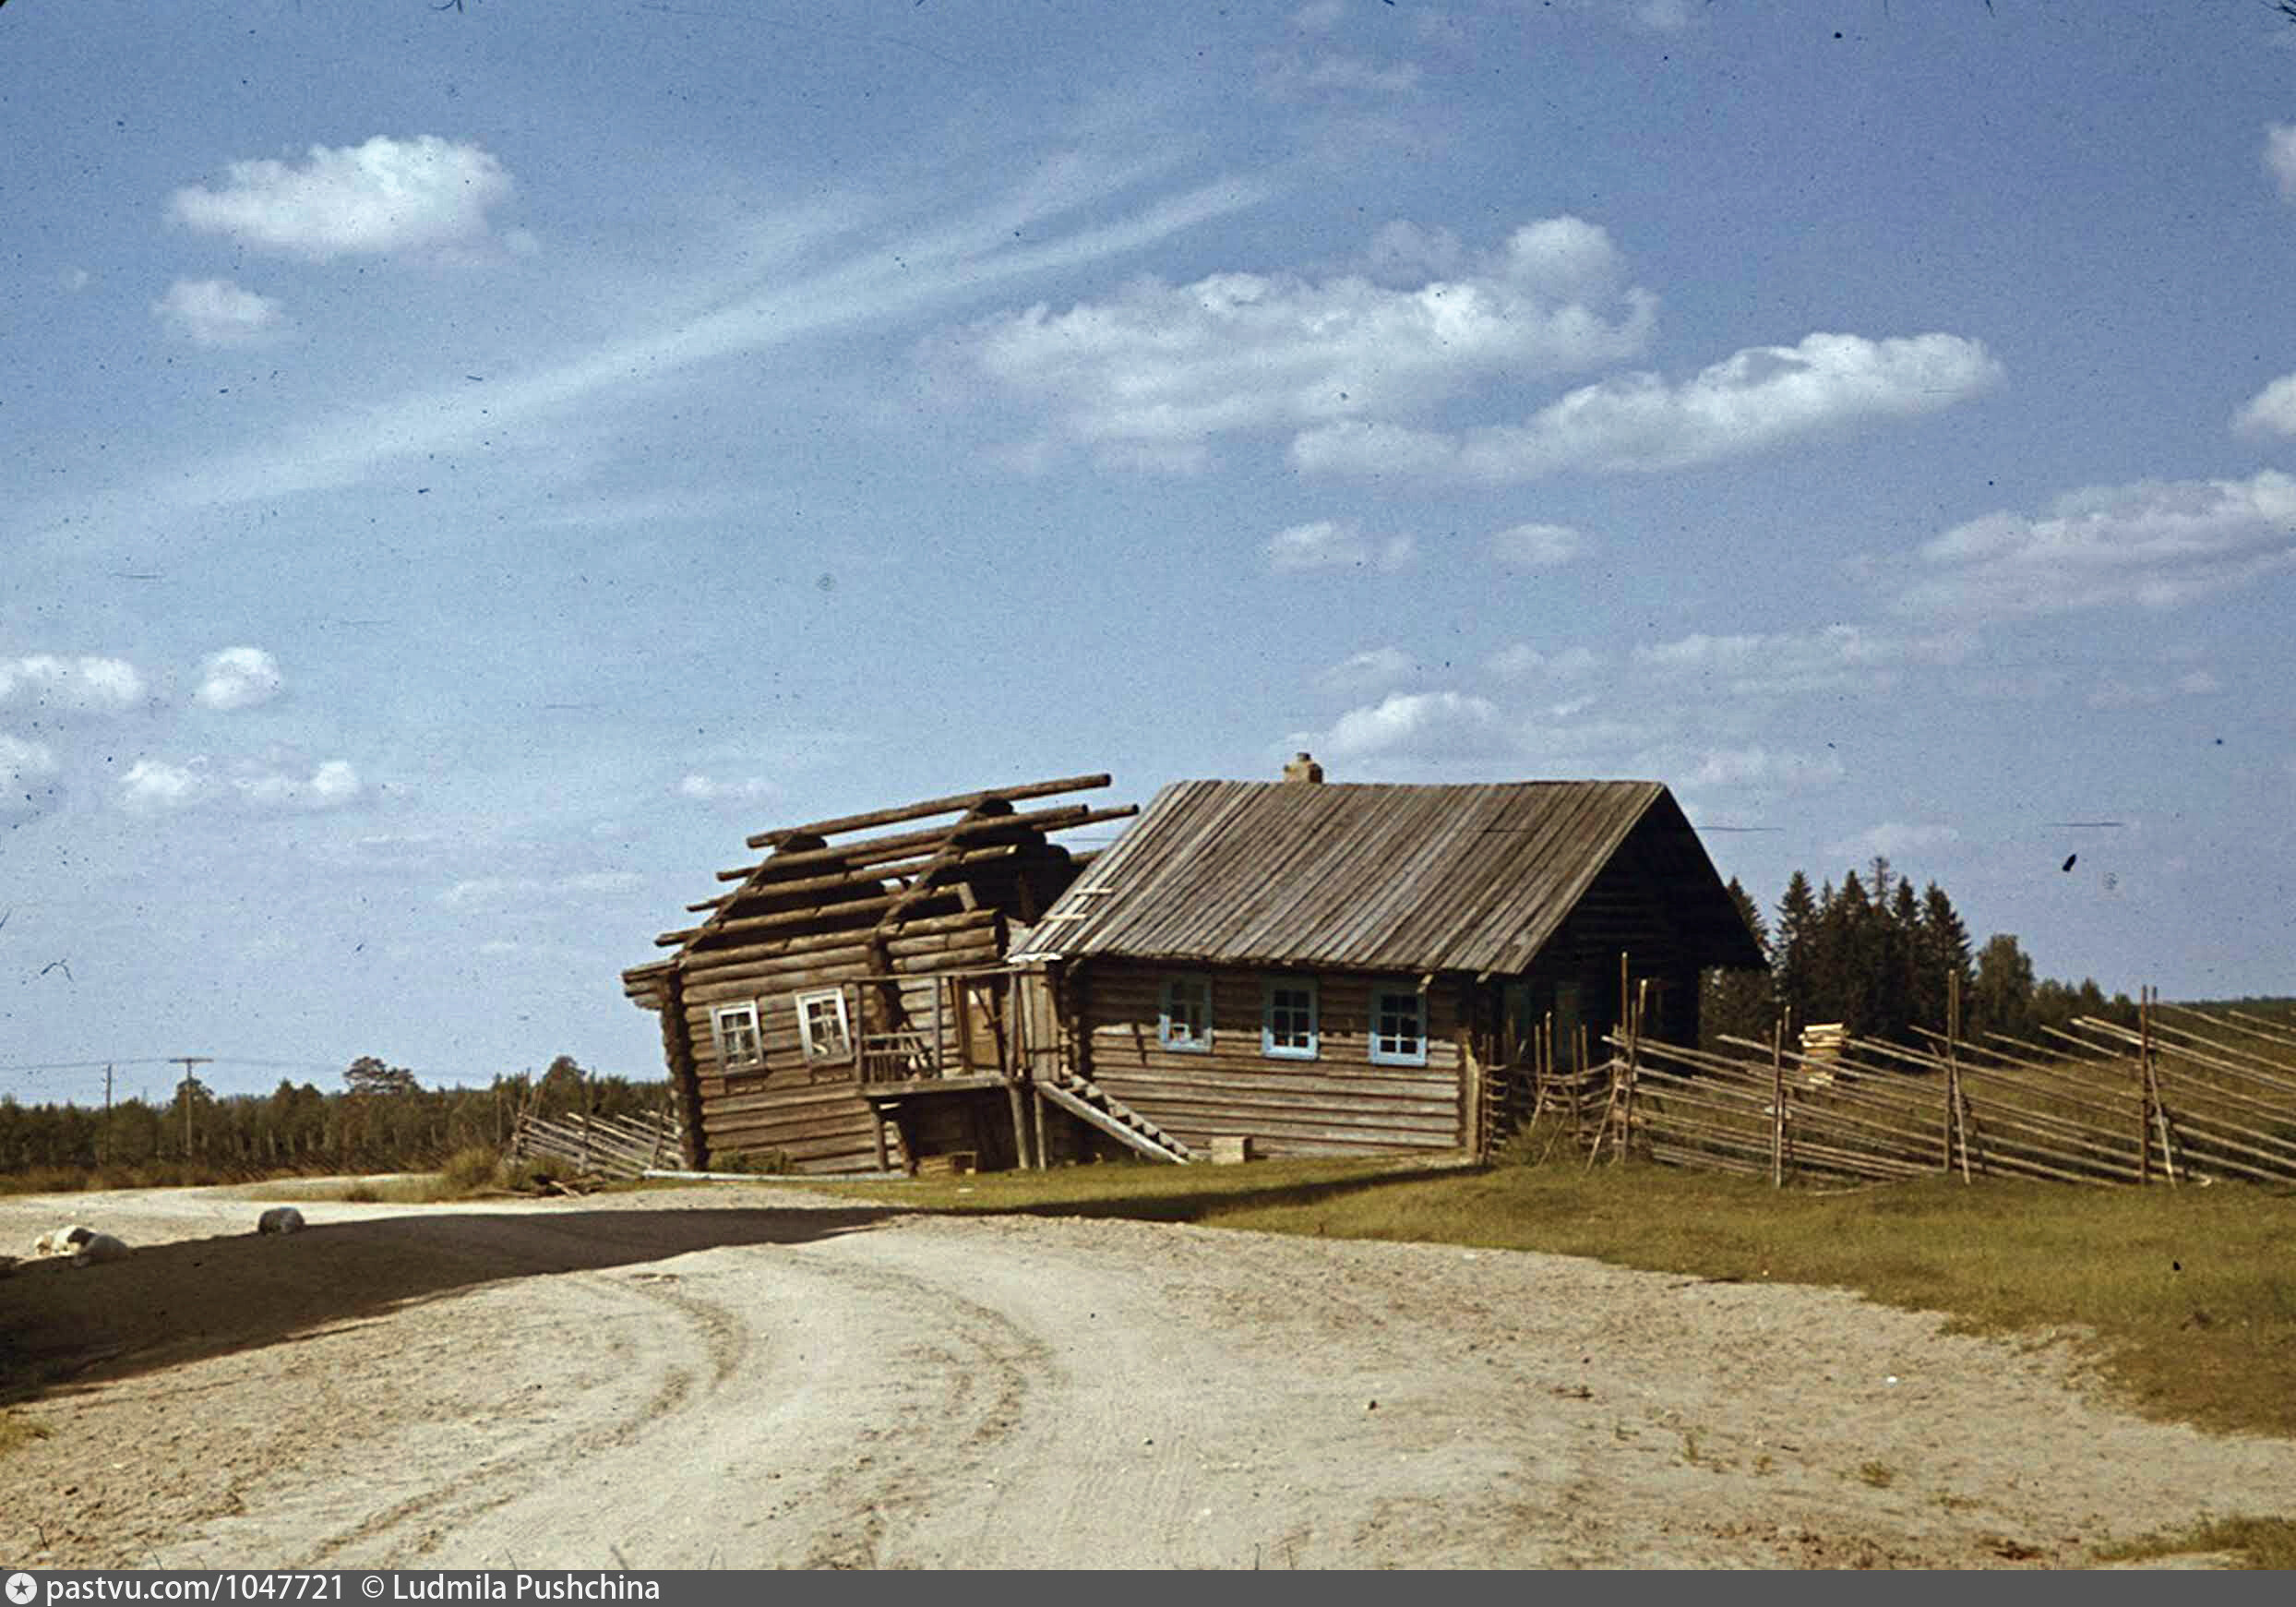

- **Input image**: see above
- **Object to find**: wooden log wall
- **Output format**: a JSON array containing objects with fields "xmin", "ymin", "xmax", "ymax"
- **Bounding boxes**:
[
  {"xmin": 677, "ymin": 908, "xmax": 1007, "ymax": 1174},
  {"xmin": 1075, "ymin": 961, "xmax": 1467, "ymax": 1158}
]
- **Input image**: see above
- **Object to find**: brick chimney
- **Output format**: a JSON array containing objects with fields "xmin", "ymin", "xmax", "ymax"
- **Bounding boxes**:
[{"xmin": 1281, "ymin": 750, "xmax": 1325, "ymax": 785}]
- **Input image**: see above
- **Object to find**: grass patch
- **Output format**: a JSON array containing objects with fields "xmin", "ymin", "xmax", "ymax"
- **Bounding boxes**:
[
  {"xmin": 0, "ymin": 1410, "xmax": 54, "ymax": 1458},
  {"xmin": 1192, "ymin": 1163, "xmax": 2296, "ymax": 1440},
  {"xmin": 2093, "ymin": 1517, "xmax": 2296, "ymax": 1570}
]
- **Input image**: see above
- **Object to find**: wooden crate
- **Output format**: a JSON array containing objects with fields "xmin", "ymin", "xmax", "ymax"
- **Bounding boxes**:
[
  {"xmin": 1208, "ymin": 1135, "xmax": 1256, "ymax": 1165},
  {"xmin": 915, "ymin": 1151, "xmax": 978, "ymax": 1178}
]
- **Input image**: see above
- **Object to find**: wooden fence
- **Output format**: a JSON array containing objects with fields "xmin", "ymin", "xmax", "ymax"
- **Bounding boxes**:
[
  {"xmin": 509, "ymin": 1109, "xmax": 685, "ymax": 1181},
  {"xmin": 1550, "ymin": 997, "xmax": 2296, "ymax": 1189}
]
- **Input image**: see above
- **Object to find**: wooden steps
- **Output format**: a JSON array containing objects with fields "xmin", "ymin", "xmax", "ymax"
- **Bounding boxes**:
[{"xmin": 1039, "ymin": 1072, "xmax": 1194, "ymax": 1164}]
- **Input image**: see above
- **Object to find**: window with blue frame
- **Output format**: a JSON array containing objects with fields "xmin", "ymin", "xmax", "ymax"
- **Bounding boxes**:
[
  {"xmin": 1261, "ymin": 977, "xmax": 1319, "ymax": 1060},
  {"xmin": 1369, "ymin": 983, "xmax": 1428, "ymax": 1066},
  {"xmin": 1158, "ymin": 975, "xmax": 1214, "ymax": 1053}
]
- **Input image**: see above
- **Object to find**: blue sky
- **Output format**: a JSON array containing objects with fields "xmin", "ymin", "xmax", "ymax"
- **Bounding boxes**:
[{"xmin": 5, "ymin": 1, "xmax": 2294, "ymax": 1100}]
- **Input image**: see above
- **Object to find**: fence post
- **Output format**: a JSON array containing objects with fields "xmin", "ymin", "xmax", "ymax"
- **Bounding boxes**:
[{"xmin": 1770, "ymin": 1018, "xmax": 1786, "ymax": 1188}]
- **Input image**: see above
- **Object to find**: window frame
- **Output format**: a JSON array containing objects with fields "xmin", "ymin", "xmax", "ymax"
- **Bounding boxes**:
[
  {"xmin": 1368, "ymin": 980, "xmax": 1429, "ymax": 1068},
  {"xmin": 794, "ymin": 987, "xmax": 855, "ymax": 1065},
  {"xmin": 711, "ymin": 1001, "xmax": 765, "ymax": 1072},
  {"xmin": 1157, "ymin": 974, "xmax": 1214, "ymax": 1054},
  {"xmin": 1260, "ymin": 975, "xmax": 1321, "ymax": 1061}
]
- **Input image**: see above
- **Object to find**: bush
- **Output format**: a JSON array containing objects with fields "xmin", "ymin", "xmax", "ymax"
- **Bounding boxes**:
[
  {"xmin": 714, "ymin": 1148, "xmax": 789, "ymax": 1176},
  {"xmin": 440, "ymin": 1145, "xmax": 502, "ymax": 1193}
]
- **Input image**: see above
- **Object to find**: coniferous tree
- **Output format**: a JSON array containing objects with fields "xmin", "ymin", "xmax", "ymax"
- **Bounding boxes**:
[
  {"xmin": 1701, "ymin": 877, "xmax": 1776, "ymax": 1050},
  {"xmin": 1773, "ymin": 870, "xmax": 1820, "ymax": 1033}
]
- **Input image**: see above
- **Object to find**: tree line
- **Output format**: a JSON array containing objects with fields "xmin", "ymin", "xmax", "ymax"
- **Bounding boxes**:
[
  {"xmin": 0, "ymin": 1054, "xmax": 668, "ymax": 1179},
  {"xmin": 1701, "ymin": 857, "xmax": 2144, "ymax": 1055}
]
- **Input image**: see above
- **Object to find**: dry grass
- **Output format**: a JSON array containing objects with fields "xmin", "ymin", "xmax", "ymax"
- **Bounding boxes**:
[
  {"xmin": 2092, "ymin": 1517, "xmax": 2296, "ymax": 1570},
  {"xmin": 0, "ymin": 1409, "xmax": 53, "ymax": 1459}
]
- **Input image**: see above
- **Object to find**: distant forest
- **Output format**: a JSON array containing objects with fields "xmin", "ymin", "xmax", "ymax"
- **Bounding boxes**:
[
  {"xmin": 0, "ymin": 1054, "xmax": 665, "ymax": 1181},
  {"xmin": 1701, "ymin": 855, "xmax": 2214, "ymax": 1055}
]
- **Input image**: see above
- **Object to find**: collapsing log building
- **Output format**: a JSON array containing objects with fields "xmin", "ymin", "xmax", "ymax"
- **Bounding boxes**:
[{"xmin": 622, "ymin": 761, "xmax": 1765, "ymax": 1175}]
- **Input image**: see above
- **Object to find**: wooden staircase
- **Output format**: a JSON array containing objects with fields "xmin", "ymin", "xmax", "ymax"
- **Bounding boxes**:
[{"xmin": 1036, "ymin": 1072, "xmax": 1194, "ymax": 1164}]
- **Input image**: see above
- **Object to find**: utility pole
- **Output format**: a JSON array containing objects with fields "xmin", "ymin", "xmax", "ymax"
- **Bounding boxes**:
[
  {"xmin": 102, "ymin": 1063, "xmax": 113, "ymax": 1166},
  {"xmin": 170, "ymin": 1056, "xmax": 212, "ymax": 1158}
]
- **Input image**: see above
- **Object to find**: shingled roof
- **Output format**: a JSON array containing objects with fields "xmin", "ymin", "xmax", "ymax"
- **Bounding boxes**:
[{"xmin": 1008, "ymin": 778, "xmax": 1763, "ymax": 977}]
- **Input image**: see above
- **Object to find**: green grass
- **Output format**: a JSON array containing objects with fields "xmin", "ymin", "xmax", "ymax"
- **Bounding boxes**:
[
  {"xmin": 0, "ymin": 1409, "xmax": 53, "ymax": 1459},
  {"xmin": 2092, "ymin": 1517, "xmax": 2296, "ymax": 1570}
]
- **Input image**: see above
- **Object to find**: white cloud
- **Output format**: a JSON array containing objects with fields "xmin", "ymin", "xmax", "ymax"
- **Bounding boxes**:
[
  {"xmin": 1266, "ymin": 520, "xmax": 1416, "ymax": 573},
  {"xmin": 0, "ymin": 734, "xmax": 60, "ymax": 815},
  {"xmin": 1262, "ymin": 50, "xmax": 1422, "ymax": 99},
  {"xmin": 962, "ymin": 216, "xmax": 1656, "ymax": 463},
  {"xmin": 2087, "ymin": 669, "xmax": 2223, "ymax": 709},
  {"xmin": 441, "ymin": 870, "xmax": 643, "ymax": 909},
  {"xmin": 676, "ymin": 774, "xmax": 783, "ymax": 804},
  {"xmin": 168, "ymin": 136, "xmax": 515, "ymax": 261},
  {"xmin": 1900, "ymin": 469, "xmax": 2296, "ymax": 621},
  {"xmin": 120, "ymin": 758, "xmax": 209, "ymax": 811},
  {"xmin": 1632, "ymin": 624, "xmax": 1974, "ymax": 697},
  {"xmin": 1292, "ymin": 0, "xmax": 1346, "ymax": 32},
  {"xmin": 1318, "ymin": 647, "xmax": 1417, "ymax": 692},
  {"xmin": 195, "ymin": 646, "xmax": 283, "ymax": 711},
  {"xmin": 1490, "ymin": 521, "xmax": 1586, "ymax": 569},
  {"xmin": 137, "ymin": 163, "xmax": 1268, "ymax": 519},
  {"xmin": 1294, "ymin": 331, "xmax": 2003, "ymax": 481},
  {"xmin": 1825, "ymin": 822, "xmax": 1963, "ymax": 861},
  {"xmin": 1326, "ymin": 690, "xmax": 1504, "ymax": 759},
  {"xmin": 121, "ymin": 756, "xmax": 360, "ymax": 813},
  {"xmin": 0, "ymin": 655, "xmax": 145, "ymax": 713},
  {"xmin": 1488, "ymin": 643, "xmax": 1604, "ymax": 681},
  {"xmin": 2267, "ymin": 124, "xmax": 2296, "ymax": 200},
  {"xmin": 235, "ymin": 760, "xmax": 362, "ymax": 810},
  {"xmin": 153, "ymin": 278, "xmax": 282, "ymax": 347},
  {"xmin": 1685, "ymin": 746, "xmax": 1845, "ymax": 792},
  {"xmin": 2233, "ymin": 372, "xmax": 2296, "ymax": 437}
]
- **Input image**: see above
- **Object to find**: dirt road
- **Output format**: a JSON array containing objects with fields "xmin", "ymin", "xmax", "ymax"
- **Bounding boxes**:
[{"xmin": 2, "ymin": 1182, "xmax": 2289, "ymax": 1568}]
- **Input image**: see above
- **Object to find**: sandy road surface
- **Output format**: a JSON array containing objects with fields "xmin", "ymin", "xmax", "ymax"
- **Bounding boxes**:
[{"xmin": 2, "ymin": 1182, "xmax": 2290, "ymax": 1568}]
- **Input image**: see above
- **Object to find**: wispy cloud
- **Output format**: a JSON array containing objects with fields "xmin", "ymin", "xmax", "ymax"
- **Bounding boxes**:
[
  {"xmin": 169, "ymin": 136, "xmax": 515, "ymax": 261},
  {"xmin": 1490, "ymin": 521, "xmax": 1586, "ymax": 569},
  {"xmin": 1294, "ymin": 331, "xmax": 2002, "ymax": 481},
  {"xmin": 1266, "ymin": 520, "xmax": 1416, "ymax": 572},
  {"xmin": 0, "ymin": 734, "xmax": 60, "ymax": 816},
  {"xmin": 1824, "ymin": 821, "xmax": 1962, "ymax": 861},
  {"xmin": 137, "ymin": 163, "xmax": 1270, "ymax": 519},
  {"xmin": 153, "ymin": 279, "xmax": 283, "ymax": 347},
  {"xmin": 1317, "ymin": 646, "xmax": 1418, "ymax": 692},
  {"xmin": 1487, "ymin": 643, "xmax": 1604, "ymax": 681},
  {"xmin": 1632, "ymin": 625, "xmax": 1975, "ymax": 697},
  {"xmin": 440, "ymin": 870, "xmax": 643, "ymax": 909},
  {"xmin": 1899, "ymin": 469, "xmax": 2296, "ymax": 620},
  {"xmin": 2234, "ymin": 372, "xmax": 2296, "ymax": 438},
  {"xmin": 2266, "ymin": 123, "xmax": 2296, "ymax": 201},
  {"xmin": 1683, "ymin": 746, "xmax": 1846, "ymax": 792},
  {"xmin": 676, "ymin": 774, "xmax": 783, "ymax": 805}
]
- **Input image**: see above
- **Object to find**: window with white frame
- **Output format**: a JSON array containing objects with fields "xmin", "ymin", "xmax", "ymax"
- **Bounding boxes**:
[
  {"xmin": 795, "ymin": 988, "xmax": 854, "ymax": 1063},
  {"xmin": 712, "ymin": 1001, "xmax": 764, "ymax": 1071},
  {"xmin": 1369, "ymin": 982, "xmax": 1429, "ymax": 1067},
  {"xmin": 1158, "ymin": 975, "xmax": 1214, "ymax": 1053},
  {"xmin": 1261, "ymin": 976, "xmax": 1319, "ymax": 1061}
]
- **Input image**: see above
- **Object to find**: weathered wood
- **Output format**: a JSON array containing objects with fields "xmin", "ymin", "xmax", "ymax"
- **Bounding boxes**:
[
  {"xmin": 746, "ymin": 774, "xmax": 1113, "ymax": 849},
  {"xmin": 1034, "ymin": 1079, "xmax": 1185, "ymax": 1162},
  {"xmin": 719, "ymin": 801, "xmax": 1134, "ymax": 883}
]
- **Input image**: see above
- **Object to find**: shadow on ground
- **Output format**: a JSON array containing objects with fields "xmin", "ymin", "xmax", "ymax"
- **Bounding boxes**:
[{"xmin": 0, "ymin": 1205, "xmax": 896, "ymax": 1403}]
